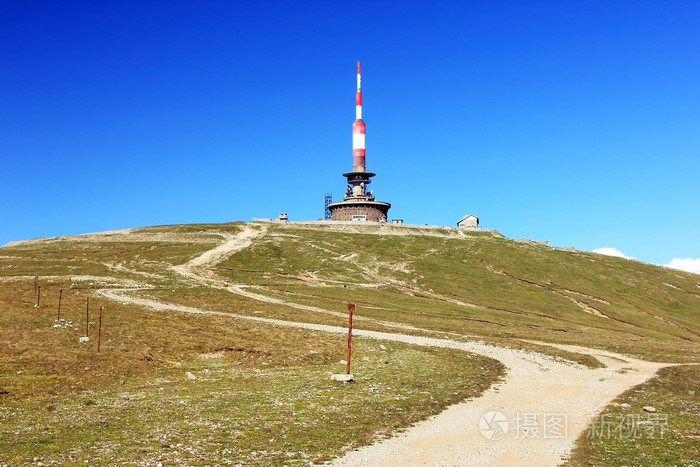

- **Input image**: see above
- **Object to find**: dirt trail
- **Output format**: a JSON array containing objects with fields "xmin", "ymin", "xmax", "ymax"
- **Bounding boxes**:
[
  {"xmin": 171, "ymin": 225, "xmax": 267, "ymax": 282},
  {"xmin": 166, "ymin": 225, "xmax": 428, "ymax": 333},
  {"xmin": 96, "ymin": 287, "xmax": 666, "ymax": 466},
  {"xmin": 95, "ymin": 225, "xmax": 672, "ymax": 466},
  {"xmin": 333, "ymin": 348, "xmax": 665, "ymax": 466}
]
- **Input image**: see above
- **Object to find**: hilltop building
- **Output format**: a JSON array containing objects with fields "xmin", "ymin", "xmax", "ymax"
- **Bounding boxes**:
[
  {"xmin": 458, "ymin": 214, "xmax": 479, "ymax": 230},
  {"xmin": 327, "ymin": 62, "xmax": 391, "ymax": 222}
]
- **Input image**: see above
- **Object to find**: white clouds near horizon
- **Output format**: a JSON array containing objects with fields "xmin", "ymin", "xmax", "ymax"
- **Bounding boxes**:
[
  {"xmin": 592, "ymin": 247, "xmax": 636, "ymax": 260},
  {"xmin": 592, "ymin": 247, "xmax": 700, "ymax": 275},
  {"xmin": 664, "ymin": 258, "xmax": 700, "ymax": 275}
]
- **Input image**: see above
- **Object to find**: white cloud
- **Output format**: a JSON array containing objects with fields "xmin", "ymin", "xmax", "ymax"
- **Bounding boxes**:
[
  {"xmin": 664, "ymin": 258, "xmax": 700, "ymax": 275},
  {"xmin": 592, "ymin": 247, "xmax": 636, "ymax": 260}
]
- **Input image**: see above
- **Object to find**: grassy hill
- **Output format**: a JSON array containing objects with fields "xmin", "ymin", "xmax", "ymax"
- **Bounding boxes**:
[
  {"xmin": 0, "ymin": 221, "xmax": 698, "ymax": 464},
  {"xmin": 222, "ymin": 221, "xmax": 698, "ymax": 361}
]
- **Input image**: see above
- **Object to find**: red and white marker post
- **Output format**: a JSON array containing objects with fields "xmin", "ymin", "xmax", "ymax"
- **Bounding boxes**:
[
  {"xmin": 85, "ymin": 297, "xmax": 90, "ymax": 337},
  {"xmin": 346, "ymin": 303, "xmax": 355, "ymax": 375},
  {"xmin": 57, "ymin": 289, "xmax": 63, "ymax": 321},
  {"xmin": 97, "ymin": 306, "xmax": 104, "ymax": 352}
]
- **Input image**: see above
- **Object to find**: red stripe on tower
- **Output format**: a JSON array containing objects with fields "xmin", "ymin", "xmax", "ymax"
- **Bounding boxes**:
[{"xmin": 352, "ymin": 61, "xmax": 365, "ymax": 172}]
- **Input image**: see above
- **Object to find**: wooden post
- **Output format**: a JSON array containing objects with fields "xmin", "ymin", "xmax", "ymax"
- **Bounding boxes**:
[
  {"xmin": 97, "ymin": 306, "xmax": 103, "ymax": 352},
  {"xmin": 36, "ymin": 285, "xmax": 41, "ymax": 308},
  {"xmin": 85, "ymin": 297, "xmax": 90, "ymax": 337},
  {"xmin": 346, "ymin": 304, "xmax": 355, "ymax": 375},
  {"xmin": 34, "ymin": 274, "xmax": 38, "ymax": 295},
  {"xmin": 57, "ymin": 289, "xmax": 63, "ymax": 321}
]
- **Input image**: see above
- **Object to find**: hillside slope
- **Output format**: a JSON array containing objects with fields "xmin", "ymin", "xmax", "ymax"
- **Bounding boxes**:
[
  {"xmin": 1, "ymin": 221, "xmax": 699, "ymax": 465},
  {"xmin": 2, "ymin": 221, "xmax": 699, "ymax": 362},
  {"xmin": 221, "ymin": 222, "xmax": 699, "ymax": 361}
]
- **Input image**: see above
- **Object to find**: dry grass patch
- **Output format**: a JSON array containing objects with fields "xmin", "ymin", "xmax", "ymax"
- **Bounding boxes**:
[{"xmin": 0, "ymin": 280, "xmax": 505, "ymax": 465}]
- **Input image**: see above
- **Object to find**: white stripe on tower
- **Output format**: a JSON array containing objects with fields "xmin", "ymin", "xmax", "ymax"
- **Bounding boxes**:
[{"xmin": 352, "ymin": 61, "xmax": 366, "ymax": 172}]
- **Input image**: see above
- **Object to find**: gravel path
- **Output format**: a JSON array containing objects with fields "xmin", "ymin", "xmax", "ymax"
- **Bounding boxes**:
[
  {"xmin": 96, "ymin": 287, "xmax": 667, "ymax": 466},
  {"xmin": 171, "ymin": 225, "xmax": 268, "ymax": 282},
  {"xmin": 96, "ymin": 225, "xmax": 671, "ymax": 466},
  {"xmin": 332, "ymin": 345, "xmax": 665, "ymax": 466}
]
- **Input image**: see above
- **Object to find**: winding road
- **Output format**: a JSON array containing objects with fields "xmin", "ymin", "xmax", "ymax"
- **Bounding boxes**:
[{"xmin": 96, "ymin": 225, "xmax": 670, "ymax": 466}]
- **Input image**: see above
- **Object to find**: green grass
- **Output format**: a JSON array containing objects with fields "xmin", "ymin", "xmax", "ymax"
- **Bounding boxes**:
[
  {"xmin": 216, "ymin": 224, "xmax": 699, "ymax": 362},
  {"xmin": 1, "ymin": 341, "xmax": 503, "ymax": 465},
  {"xmin": 0, "ymin": 280, "xmax": 504, "ymax": 465},
  {"xmin": 1, "ymin": 220, "xmax": 699, "ymax": 464},
  {"xmin": 565, "ymin": 364, "xmax": 700, "ymax": 466},
  {"xmin": 139, "ymin": 285, "xmax": 606, "ymax": 368}
]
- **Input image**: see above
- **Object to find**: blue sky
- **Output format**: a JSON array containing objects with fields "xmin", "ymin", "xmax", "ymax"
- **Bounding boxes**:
[{"xmin": 1, "ymin": 1, "xmax": 698, "ymax": 270}]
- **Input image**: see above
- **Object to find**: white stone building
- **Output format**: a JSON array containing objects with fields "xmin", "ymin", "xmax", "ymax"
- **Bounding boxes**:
[{"xmin": 457, "ymin": 214, "xmax": 480, "ymax": 230}]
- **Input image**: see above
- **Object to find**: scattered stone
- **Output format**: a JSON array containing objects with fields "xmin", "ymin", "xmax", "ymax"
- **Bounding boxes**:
[
  {"xmin": 620, "ymin": 403, "xmax": 631, "ymax": 408},
  {"xmin": 185, "ymin": 372, "xmax": 197, "ymax": 381},
  {"xmin": 339, "ymin": 360, "xmax": 347, "ymax": 365},
  {"xmin": 362, "ymin": 356, "xmax": 370, "ymax": 362},
  {"xmin": 309, "ymin": 350, "xmax": 319, "ymax": 354},
  {"xmin": 379, "ymin": 345, "xmax": 388, "ymax": 351},
  {"xmin": 331, "ymin": 373, "xmax": 354, "ymax": 382},
  {"xmin": 642, "ymin": 406, "xmax": 656, "ymax": 413},
  {"xmin": 79, "ymin": 336, "xmax": 90, "ymax": 343}
]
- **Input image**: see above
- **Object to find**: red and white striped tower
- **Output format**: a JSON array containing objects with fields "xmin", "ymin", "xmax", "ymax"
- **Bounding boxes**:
[
  {"xmin": 353, "ymin": 61, "xmax": 365, "ymax": 172},
  {"xmin": 327, "ymin": 61, "xmax": 391, "ymax": 222},
  {"xmin": 347, "ymin": 61, "xmax": 371, "ymax": 197}
]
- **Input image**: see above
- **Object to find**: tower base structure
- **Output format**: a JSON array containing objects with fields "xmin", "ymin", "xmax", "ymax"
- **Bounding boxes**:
[{"xmin": 327, "ymin": 198, "xmax": 390, "ymax": 222}]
